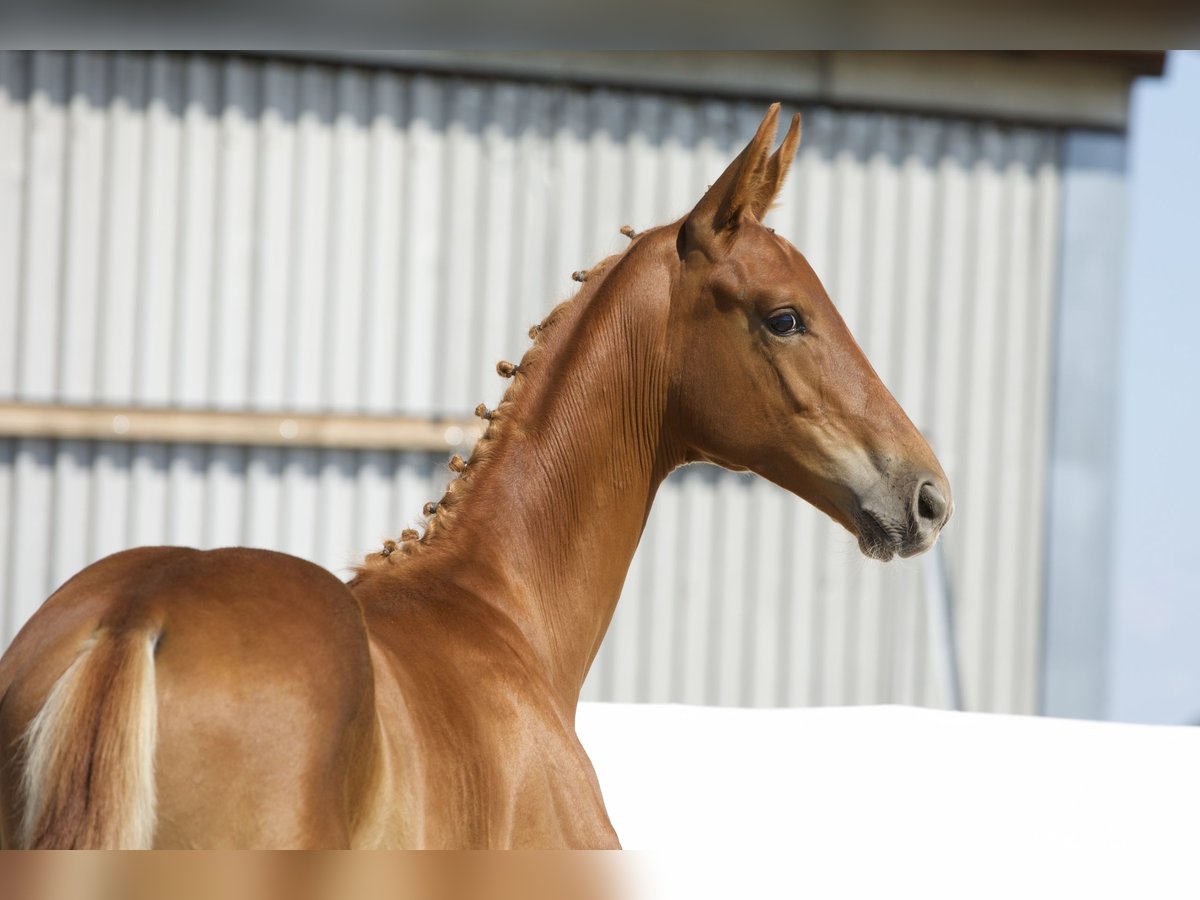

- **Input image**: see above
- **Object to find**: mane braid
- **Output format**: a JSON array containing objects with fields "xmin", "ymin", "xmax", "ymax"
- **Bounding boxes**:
[{"xmin": 355, "ymin": 239, "xmax": 638, "ymax": 575}]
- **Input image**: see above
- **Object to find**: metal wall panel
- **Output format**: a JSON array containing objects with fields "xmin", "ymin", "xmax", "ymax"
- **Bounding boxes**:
[
  {"xmin": 0, "ymin": 51, "xmax": 1064, "ymax": 713},
  {"xmin": 0, "ymin": 436, "xmax": 448, "ymax": 641}
]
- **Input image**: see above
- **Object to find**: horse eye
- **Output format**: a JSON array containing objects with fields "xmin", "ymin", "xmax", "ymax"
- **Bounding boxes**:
[{"xmin": 766, "ymin": 309, "xmax": 804, "ymax": 336}]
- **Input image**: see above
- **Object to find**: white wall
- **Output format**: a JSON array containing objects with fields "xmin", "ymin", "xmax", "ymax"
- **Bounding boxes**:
[{"xmin": 0, "ymin": 51, "xmax": 1064, "ymax": 712}]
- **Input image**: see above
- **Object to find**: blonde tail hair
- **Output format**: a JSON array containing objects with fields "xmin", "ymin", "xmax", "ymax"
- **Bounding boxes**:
[{"xmin": 18, "ymin": 628, "xmax": 159, "ymax": 849}]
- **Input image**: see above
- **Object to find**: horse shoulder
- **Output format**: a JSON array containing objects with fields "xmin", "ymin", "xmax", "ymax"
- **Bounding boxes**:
[{"xmin": 352, "ymin": 576, "xmax": 614, "ymax": 847}]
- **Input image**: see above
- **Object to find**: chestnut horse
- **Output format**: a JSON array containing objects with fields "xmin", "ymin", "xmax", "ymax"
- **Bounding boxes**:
[{"xmin": 0, "ymin": 105, "xmax": 950, "ymax": 848}]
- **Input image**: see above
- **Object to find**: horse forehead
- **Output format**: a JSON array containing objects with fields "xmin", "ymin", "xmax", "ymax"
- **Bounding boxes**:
[{"xmin": 730, "ymin": 234, "xmax": 818, "ymax": 288}]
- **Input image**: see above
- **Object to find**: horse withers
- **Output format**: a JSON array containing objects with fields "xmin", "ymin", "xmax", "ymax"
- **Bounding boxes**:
[{"xmin": 0, "ymin": 104, "xmax": 950, "ymax": 848}]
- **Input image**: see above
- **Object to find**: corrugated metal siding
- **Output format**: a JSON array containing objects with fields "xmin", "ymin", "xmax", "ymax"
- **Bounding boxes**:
[
  {"xmin": 0, "ymin": 51, "xmax": 1062, "ymax": 713},
  {"xmin": 0, "ymin": 436, "xmax": 446, "ymax": 641}
]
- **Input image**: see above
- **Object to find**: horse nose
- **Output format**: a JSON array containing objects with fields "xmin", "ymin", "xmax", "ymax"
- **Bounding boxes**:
[{"xmin": 915, "ymin": 479, "xmax": 951, "ymax": 538}]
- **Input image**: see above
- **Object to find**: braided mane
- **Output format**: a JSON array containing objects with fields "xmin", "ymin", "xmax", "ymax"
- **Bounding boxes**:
[{"xmin": 357, "ymin": 232, "xmax": 644, "ymax": 573}]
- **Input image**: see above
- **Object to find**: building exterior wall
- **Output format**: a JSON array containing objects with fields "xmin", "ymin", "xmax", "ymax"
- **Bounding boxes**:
[{"xmin": 0, "ymin": 51, "xmax": 1065, "ymax": 712}]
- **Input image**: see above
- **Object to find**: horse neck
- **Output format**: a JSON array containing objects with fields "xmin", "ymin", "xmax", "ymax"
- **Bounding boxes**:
[{"xmin": 400, "ymin": 233, "xmax": 682, "ymax": 711}]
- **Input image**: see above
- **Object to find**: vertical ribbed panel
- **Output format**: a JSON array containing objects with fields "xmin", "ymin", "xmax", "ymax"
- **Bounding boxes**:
[
  {"xmin": 0, "ymin": 52, "xmax": 1062, "ymax": 713},
  {"xmin": 0, "ymin": 436, "xmax": 448, "ymax": 638}
]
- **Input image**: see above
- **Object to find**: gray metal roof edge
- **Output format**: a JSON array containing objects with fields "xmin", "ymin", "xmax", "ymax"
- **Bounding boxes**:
[{"xmin": 233, "ymin": 50, "xmax": 1160, "ymax": 131}]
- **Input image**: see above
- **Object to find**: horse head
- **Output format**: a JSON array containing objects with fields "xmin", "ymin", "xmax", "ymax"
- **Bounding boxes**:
[{"xmin": 668, "ymin": 104, "xmax": 952, "ymax": 560}]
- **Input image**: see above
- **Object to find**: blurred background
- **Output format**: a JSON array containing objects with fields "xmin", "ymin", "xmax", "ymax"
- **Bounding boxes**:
[{"xmin": 0, "ymin": 51, "xmax": 1193, "ymax": 724}]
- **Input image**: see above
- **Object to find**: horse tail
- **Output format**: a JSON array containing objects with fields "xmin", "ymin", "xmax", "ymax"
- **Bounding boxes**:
[{"xmin": 17, "ymin": 626, "xmax": 160, "ymax": 849}]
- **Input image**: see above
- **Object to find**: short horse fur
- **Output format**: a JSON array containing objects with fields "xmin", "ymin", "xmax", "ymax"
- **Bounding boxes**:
[{"xmin": 0, "ymin": 105, "xmax": 950, "ymax": 848}]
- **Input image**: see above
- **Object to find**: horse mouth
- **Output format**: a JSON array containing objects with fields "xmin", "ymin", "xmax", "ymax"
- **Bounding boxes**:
[{"xmin": 854, "ymin": 509, "xmax": 903, "ymax": 561}]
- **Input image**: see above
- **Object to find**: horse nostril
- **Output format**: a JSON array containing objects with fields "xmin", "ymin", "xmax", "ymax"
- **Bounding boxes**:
[{"xmin": 917, "ymin": 481, "xmax": 947, "ymax": 524}]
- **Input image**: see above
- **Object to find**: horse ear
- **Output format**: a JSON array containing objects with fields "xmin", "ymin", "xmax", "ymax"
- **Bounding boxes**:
[
  {"xmin": 683, "ymin": 104, "xmax": 785, "ymax": 256},
  {"xmin": 753, "ymin": 112, "xmax": 802, "ymax": 220}
]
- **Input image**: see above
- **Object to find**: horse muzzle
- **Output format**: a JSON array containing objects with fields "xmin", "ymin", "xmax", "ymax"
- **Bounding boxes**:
[{"xmin": 854, "ymin": 473, "xmax": 952, "ymax": 561}]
